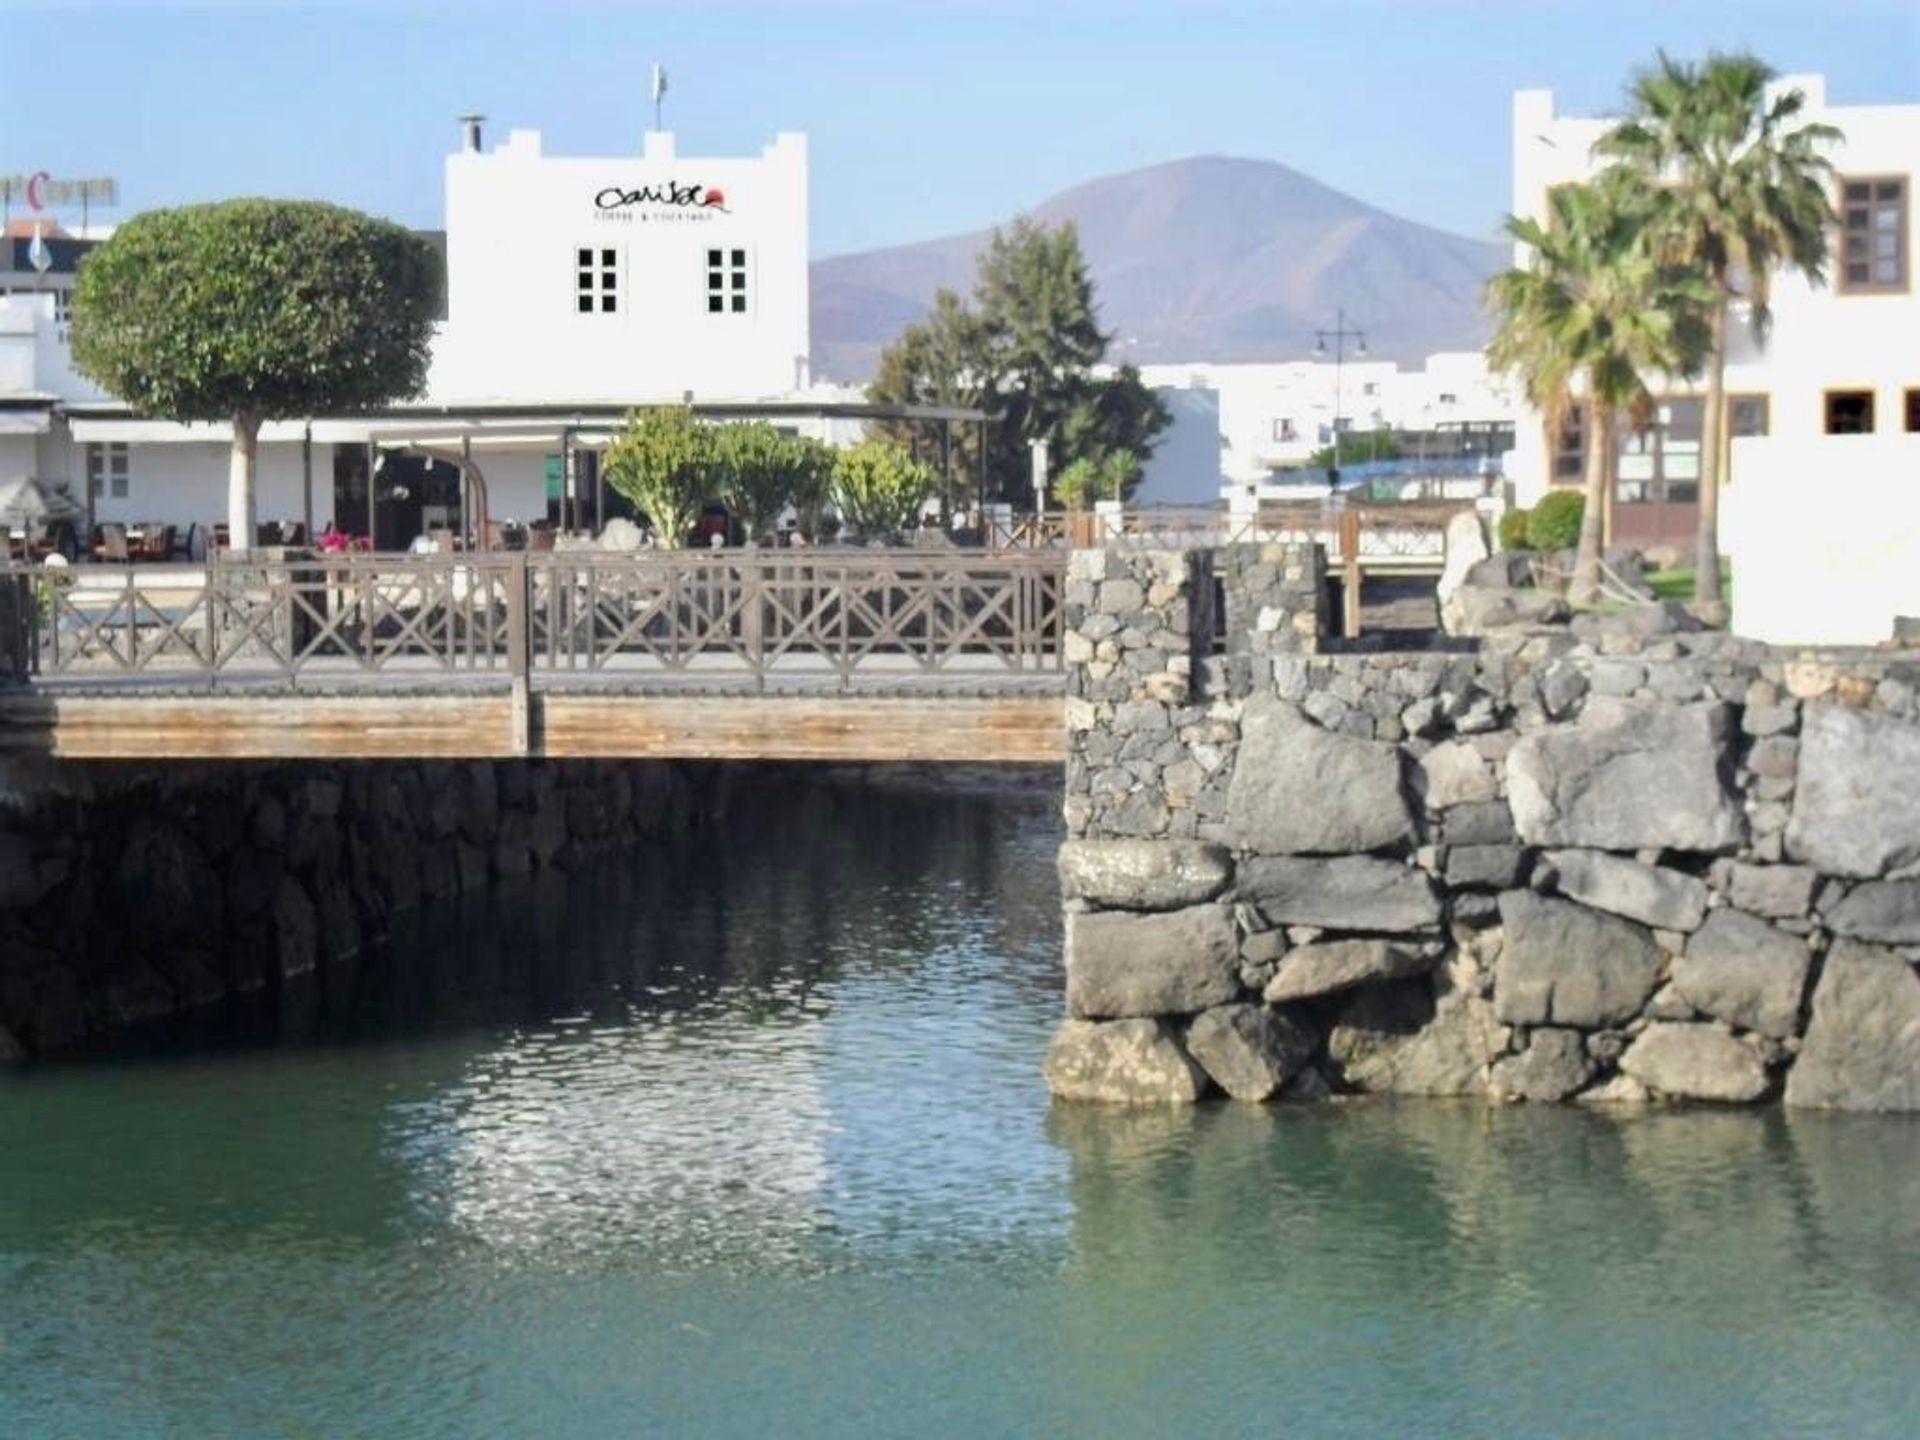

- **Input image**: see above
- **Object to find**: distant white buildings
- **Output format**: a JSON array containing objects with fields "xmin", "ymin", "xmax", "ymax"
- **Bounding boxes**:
[{"xmin": 1131, "ymin": 352, "xmax": 1517, "ymax": 502}]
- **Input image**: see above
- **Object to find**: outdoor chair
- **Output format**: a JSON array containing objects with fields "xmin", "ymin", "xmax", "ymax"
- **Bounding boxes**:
[
  {"xmin": 138, "ymin": 525, "xmax": 175, "ymax": 563},
  {"xmin": 528, "ymin": 525, "xmax": 556, "ymax": 553},
  {"xmin": 92, "ymin": 524, "xmax": 131, "ymax": 564},
  {"xmin": 282, "ymin": 522, "xmax": 309, "ymax": 548}
]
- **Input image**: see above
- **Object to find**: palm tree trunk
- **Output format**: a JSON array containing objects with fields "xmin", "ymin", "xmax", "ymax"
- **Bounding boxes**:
[
  {"xmin": 1694, "ymin": 298, "xmax": 1729, "ymax": 611},
  {"xmin": 228, "ymin": 410, "xmax": 261, "ymax": 556},
  {"xmin": 1570, "ymin": 399, "xmax": 1610, "ymax": 606}
]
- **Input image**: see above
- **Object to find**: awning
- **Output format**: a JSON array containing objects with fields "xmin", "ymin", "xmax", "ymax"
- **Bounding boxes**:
[{"xmin": 0, "ymin": 409, "xmax": 51, "ymax": 437}]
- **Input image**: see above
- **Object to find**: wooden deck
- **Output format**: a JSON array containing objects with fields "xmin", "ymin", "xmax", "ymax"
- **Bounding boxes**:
[{"xmin": 0, "ymin": 688, "xmax": 1066, "ymax": 762}]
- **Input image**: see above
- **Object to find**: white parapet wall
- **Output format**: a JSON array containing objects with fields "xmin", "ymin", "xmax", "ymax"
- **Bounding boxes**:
[{"xmin": 1725, "ymin": 434, "xmax": 1920, "ymax": 646}]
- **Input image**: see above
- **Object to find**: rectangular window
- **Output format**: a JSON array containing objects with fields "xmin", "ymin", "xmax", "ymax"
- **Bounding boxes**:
[
  {"xmin": 1728, "ymin": 393, "xmax": 1770, "ymax": 438},
  {"xmin": 52, "ymin": 288, "xmax": 72, "ymax": 323},
  {"xmin": 1825, "ymin": 389, "xmax": 1876, "ymax": 434},
  {"xmin": 1904, "ymin": 388, "xmax": 1920, "ymax": 434},
  {"xmin": 576, "ymin": 246, "xmax": 618, "ymax": 314},
  {"xmin": 1615, "ymin": 398, "xmax": 1701, "ymax": 506},
  {"xmin": 1553, "ymin": 406, "xmax": 1585, "ymax": 481},
  {"xmin": 707, "ymin": 247, "xmax": 749, "ymax": 314},
  {"xmin": 1271, "ymin": 418, "xmax": 1298, "ymax": 443},
  {"xmin": 86, "ymin": 442, "xmax": 129, "ymax": 500},
  {"xmin": 1839, "ymin": 176, "xmax": 1908, "ymax": 293}
]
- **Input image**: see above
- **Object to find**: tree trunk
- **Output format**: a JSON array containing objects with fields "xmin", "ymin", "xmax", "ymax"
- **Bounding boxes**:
[
  {"xmin": 228, "ymin": 411, "xmax": 261, "ymax": 556},
  {"xmin": 1693, "ymin": 298, "xmax": 1729, "ymax": 614},
  {"xmin": 1570, "ymin": 399, "xmax": 1610, "ymax": 607}
]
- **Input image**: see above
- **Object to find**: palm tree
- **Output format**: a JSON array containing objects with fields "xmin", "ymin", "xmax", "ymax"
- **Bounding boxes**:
[
  {"xmin": 1486, "ymin": 177, "xmax": 1712, "ymax": 605},
  {"xmin": 1595, "ymin": 52, "xmax": 1840, "ymax": 614}
]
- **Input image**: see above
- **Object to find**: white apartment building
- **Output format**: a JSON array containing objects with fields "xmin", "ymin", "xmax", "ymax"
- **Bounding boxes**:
[
  {"xmin": 3, "ymin": 120, "xmax": 908, "ymax": 552},
  {"xmin": 1507, "ymin": 75, "xmax": 1919, "ymax": 555},
  {"xmin": 1134, "ymin": 353, "xmax": 1517, "ymax": 502}
]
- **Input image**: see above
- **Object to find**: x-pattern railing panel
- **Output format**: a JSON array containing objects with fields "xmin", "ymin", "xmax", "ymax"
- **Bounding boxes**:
[{"xmin": 3, "ymin": 548, "xmax": 1067, "ymax": 689}]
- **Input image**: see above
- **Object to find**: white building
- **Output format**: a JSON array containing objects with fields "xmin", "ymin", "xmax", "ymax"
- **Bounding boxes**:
[
  {"xmin": 1507, "ymin": 75, "xmax": 1919, "ymax": 560},
  {"xmin": 1132, "ymin": 352, "xmax": 1517, "ymax": 502},
  {"xmin": 3, "ymin": 120, "xmax": 931, "ymax": 553}
]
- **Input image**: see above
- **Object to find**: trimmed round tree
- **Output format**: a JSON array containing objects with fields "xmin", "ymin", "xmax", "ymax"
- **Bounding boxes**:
[{"xmin": 69, "ymin": 199, "xmax": 441, "ymax": 553}]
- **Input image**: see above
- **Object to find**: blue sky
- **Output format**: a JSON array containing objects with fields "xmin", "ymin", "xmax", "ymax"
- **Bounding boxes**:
[{"xmin": 4, "ymin": 0, "xmax": 1915, "ymax": 255}]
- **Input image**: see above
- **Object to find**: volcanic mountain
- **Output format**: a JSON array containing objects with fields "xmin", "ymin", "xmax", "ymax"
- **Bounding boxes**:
[{"xmin": 809, "ymin": 155, "xmax": 1504, "ymax": 380}]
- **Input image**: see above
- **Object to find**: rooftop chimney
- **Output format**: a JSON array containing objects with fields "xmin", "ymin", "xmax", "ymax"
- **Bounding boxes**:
[{"xmin": 457, "ymin": 114, "xmax": 486, "ymax": 153}]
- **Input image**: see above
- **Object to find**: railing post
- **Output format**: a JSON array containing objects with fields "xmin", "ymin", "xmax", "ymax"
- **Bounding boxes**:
[
  {"xmin": 741, "ymin": 551, "xmax": 765, "ymax": 691},
  {"xmin": 1339, "ymin": 508, "xmax": 1362, "ymax": 641},
  {"xmin": 506, "ymin": 550, "xmax": 532, "ymax": 755}
]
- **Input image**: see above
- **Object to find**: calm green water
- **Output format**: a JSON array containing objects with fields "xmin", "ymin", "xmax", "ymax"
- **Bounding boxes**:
[{"xmin": 3, "ymin": 774, "xmax": 1917, "ymax": 1438}]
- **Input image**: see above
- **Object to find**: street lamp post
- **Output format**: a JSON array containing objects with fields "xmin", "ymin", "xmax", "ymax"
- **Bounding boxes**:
[{"xmin": 1312, "ymin": 309, "xmax": 1367, "ymax": 481}]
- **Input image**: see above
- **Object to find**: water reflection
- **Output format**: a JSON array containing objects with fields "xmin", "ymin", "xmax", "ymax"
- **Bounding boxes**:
[{"xmin": 2, "ymin": 771, "xmax": 1917, "ymax": 1437}]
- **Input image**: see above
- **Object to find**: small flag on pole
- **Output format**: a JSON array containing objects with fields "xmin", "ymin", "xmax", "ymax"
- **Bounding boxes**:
[
  {"xmin": 27, "ymin": 222, "xmax": 51, "ymax": 274},
  {"xmin": 650, "ymin": 63, "xmax": 669, "ymax": 131}
]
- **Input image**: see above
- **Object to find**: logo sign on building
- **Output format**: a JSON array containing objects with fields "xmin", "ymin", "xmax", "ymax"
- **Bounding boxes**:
[
  {"xmin": 0, "ymin": 172, "xmax": 119, "ymax": 211},
  {"xmin": 593, "ymin": 181, "xmax": 729, "ymax": 223}
]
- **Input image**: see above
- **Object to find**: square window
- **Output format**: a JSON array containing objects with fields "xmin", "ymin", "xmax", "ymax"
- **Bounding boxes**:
[
  {"xmin": 708, "ymin": 249, "xmax": 722, "ymax": 266},
  {"xmin": 708, "ymin": 295, "xmax": 724, "ymax": 313},
  {"xmin": 601, "ymin": 293, "xmax": 616, "ymax": 313},
  {"xmin": 578, "ymin": 273, "xmax": 594, "ymax": 290},
  {"xmin": 577, "ymin": 248, "xmax": 593, "ymax": 266},
  {"xmin": 1729, "ymin": 394, "xmax": 1770, "ymax": 438},
  {"xmin": 708, "ymin": 272, "xmax": 723, "ymax": 290},
  {"xmin": 578, "ymin": 295, "xmax": 594, "ymax": 313},
  {"xmin": 731, "ymin": 294, "xmax": 746, "ymax": 313},
  {"xmin": 1825, "ymin": 390, "xmax": 1876, "ymax": 434},
  {"xmin": 732, "ymin": 272, "xmax": 746, "ymax": 290},
  {"xmin": 601, "ymin": 249, "xmax": 616, "ymax": 267},
  {"xmin": 731, "ymin": 249, "xmax": 746, "ymax": 267}
]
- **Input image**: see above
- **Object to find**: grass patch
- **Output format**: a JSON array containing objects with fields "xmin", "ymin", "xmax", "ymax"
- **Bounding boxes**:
[{"xmin": 1646, "ymin": 562, "xmax": 1733, "ymax": 606}]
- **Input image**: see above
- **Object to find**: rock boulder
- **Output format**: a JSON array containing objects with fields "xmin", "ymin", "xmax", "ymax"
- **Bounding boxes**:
[
  {"xmin": 1225, "ymin": 698, "xmax": 1416, "ymax": 855},
  {"xmin": 1672, "ymin": 909, "xmax": 1810, "ymax": 1039},
  {"xmin": 1620, "ymin": 1022, "xmax": 1769, "ymax": 1102},
  {"xmin": 1506, "ymin": 699, "xmax": 1742, "ymax": 853},
  {"xmin": 1494, "ymin": 890, "xmax": 1661, "ymax": 1028},
  {"xmin": 1237, "ymin": 855, "xmax": 1442, "ymax": 933},
  {"xmin": 1328, "ymin": 960, "xmax": 1508, "ymax": 1095},
  {"xmin": 1044, "ymin": 1018, "xmax": 1208, "ymax": 1104},
  {"xmin": 1826, "ymin": 880, "xmax": 1920, "ymax": 945},
  {"xmin": 1057, "ymin": 839, "xmax": 1232, "ymax": 911},
  {"xmin": 1784, "ymin": 941, "xmax": 1920, "ymax": 1112},
  {"xmin": 1786, "ymin": 706, "xmax": 1920, "ymax": 878},
  {"xmin": 1488, "ymin": 1027, "xmax": 1595, "ymax": 1102},
  {"xmin": 1065, "ymin": 905, "xmax": 1240, "ymax": 1019},
  {"xmin": 1543, "ymin": 850, "xmax": 1708, "ymax": 932},
  {"xmin": 1262, "ymin": 938, "xmax": 1430, "ymax": 1003},
  {"xmin": 1184, "ymin": 1004, "xmax": 1316, "ymax": 1101}
]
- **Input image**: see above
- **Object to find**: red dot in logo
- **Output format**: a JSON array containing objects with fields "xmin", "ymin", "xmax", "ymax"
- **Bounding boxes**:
[{"xmin": 703, "ymin": 187, "xmax": 725, "ymax": 207}]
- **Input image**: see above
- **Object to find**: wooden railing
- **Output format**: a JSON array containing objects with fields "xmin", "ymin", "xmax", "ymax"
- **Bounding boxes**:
[{"xmin": 0, "ymin": 549, "xmax": 1066, "ymax": 692}]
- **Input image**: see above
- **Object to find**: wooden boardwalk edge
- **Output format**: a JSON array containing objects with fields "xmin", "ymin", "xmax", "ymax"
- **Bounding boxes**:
[{"xmin": 0, "ymin": 692, "xmax": 1067, "ymax": 763}]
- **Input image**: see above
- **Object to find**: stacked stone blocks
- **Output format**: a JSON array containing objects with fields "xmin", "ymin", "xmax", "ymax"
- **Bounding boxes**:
[{"xmin": 1050, "ymin": 542, "xmax": 1920, "ymax": 1113}]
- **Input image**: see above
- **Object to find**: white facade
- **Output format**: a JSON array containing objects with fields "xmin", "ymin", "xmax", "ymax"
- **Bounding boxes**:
[
  {"xmin": 1507, "ymin": 77, "xmax": 1920, "ymax": 511},
  {"xmin": 1134, "ymin": 353, "xmax": 1517, "ymax": 501},
  {"xmin": 3, "ymin": 122, "xmax": 827, "ymax": 545},
  {"xmin": 1724, "ymin": 432, "xmax": 1920, "ymax": 644},
  {"xmin": 431, "ymin": 125, "xmax": 811, "ymax": 404}
]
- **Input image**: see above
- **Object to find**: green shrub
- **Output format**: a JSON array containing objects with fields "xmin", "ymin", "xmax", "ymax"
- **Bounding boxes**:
[
  {"xmin": 1497, "ymin": 506, "xmax": 1531, "ymax": 551},
  {"xmin": 1526, "ymin": 490, "xmax": 1585, "ymax": 552}
]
